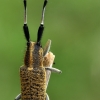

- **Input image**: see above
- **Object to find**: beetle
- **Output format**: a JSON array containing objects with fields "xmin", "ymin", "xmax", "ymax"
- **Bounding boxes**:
[{"xmin": 15, "ymin": 0, "xmax": 62, "ymax": 100}]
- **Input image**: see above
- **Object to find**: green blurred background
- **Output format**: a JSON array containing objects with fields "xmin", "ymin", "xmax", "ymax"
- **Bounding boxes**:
[{"xmin": 0, "ymin": 0, "xmax": 100, "ymax": 100}]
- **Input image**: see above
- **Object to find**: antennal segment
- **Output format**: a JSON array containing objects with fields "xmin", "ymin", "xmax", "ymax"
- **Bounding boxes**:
[
  {"xmin": 23, "ymin": 0, "xmax": 30, "ymax": 43},
  {"xmin": 41, "ymin": 0, "xmax": 48, "ymax": 25},
  {"xmin": 37, "ymin": 0, "xmax": 48, "ymax": 45}
]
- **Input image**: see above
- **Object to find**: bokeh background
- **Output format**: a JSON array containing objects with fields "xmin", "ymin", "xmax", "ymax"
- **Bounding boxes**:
[{"xmin": 0, "ymin": 0, "xmax": 100, "ymax": 100}]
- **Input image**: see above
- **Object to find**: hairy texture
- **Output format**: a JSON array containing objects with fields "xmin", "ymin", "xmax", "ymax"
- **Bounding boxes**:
[
  {"xmin": 21, "ymin": 41, "xmax": 45, "ymax": 100},
  {"xmin": 24, "ymin": 43, "xmax": 30, "ymax": 67},
  {"xmin": 24, "ymin": 42, "xmax": 43, "ymax": 68},
  {"xmin": 21, "ymin": 42, "xmax": 55, "ymax": 100},
  {"xmin": 20, "ymin": 66, "xmax": 46, "ymax": 100},
  {"xmin": 33, "ymin": 43, "xmax": 43, "ymax": 68}
]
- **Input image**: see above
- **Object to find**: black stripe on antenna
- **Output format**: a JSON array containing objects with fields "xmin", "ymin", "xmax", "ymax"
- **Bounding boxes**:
[
  {"xmin": 37, "ymin": 0, "xmax": 48, "ymax": 45},
  {"xmin": 23, "ymin": 0, "xmax": 30, "ymax": 42}
]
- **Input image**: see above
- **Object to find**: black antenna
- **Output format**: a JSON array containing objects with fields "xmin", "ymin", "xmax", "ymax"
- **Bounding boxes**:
[
  {"xmin": 37, "ymin": 0, "xmax": 48, "ymax": 45},
  {"xmin": 23, "ymin": 0, "xmax": 30, "ymax": 43}
]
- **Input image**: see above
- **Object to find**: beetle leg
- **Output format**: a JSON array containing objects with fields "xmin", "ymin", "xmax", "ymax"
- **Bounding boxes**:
[
  {"xmin": 46, "ymin": 93, "xmax": 50, "ymax": 100},
  {"xmin": 43, "ymin": 40, "xmax": 51, "ymax": 57},
  {"xmin": 14, "ymin": 93, "xmax": 21, "ymax": 100},
  {"xmin": 45, "ymin": 67, "xmax": 62, "ymax": 73}
]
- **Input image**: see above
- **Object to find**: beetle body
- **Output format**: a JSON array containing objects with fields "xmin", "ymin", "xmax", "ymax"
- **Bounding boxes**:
[
  {"xmin": 20, "ymin": 66, "xmax": 46, "ymax": 100},
  {"xmin": 14, "ymin": 0, "xmax": 62, "ymax": 100},
  {"xmin": 20, "ymin": 42, "xmax": 46, "ymax": 100}
]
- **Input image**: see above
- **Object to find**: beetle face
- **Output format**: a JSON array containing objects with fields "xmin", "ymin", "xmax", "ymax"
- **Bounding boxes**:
[
  {"xmin": 32, "ymin": 42, "xmax": 43, "ymax": 68},
  {"xmin": 24, "ymin": 41, "xmax": 44, "ymax": 68}
]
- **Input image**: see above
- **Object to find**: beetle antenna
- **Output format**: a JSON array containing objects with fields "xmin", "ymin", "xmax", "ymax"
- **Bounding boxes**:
[
  {"xmin": 23, "ymin": 0, "xmax": 30, "ymax": 43},
  {"xmin": 37, "ymin": 0, "xmax": 48, "ymax": 45}
]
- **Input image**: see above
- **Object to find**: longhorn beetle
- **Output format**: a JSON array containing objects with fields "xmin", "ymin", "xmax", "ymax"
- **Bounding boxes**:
[{"xmin": 15, "ymin": 0, "xmax": 62, "ymax": 100}]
